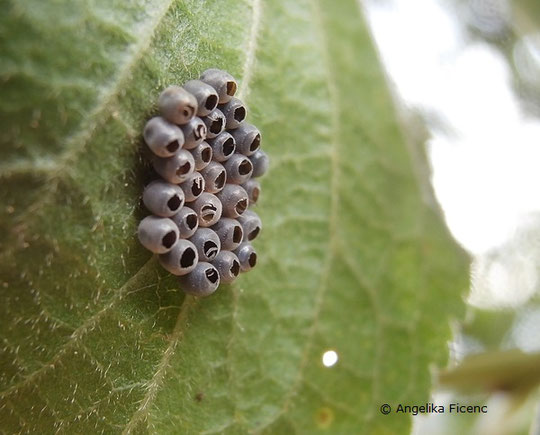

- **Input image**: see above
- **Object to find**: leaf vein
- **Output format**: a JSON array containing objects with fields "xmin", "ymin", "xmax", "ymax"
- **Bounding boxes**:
[
  {"xmin": 121, "ymin": 295, "xmax": 198, "ymax": 434},
  {"xmin": 237, "ymin": 0, "xmax": 262, "ymax": 100},
  {"xmin": 0, "ymin": 258, "xmax": 156, "ymax": 400},
  {"xmin": 254, "ymin": 0, "xmax": 343, "ymax": 430}
]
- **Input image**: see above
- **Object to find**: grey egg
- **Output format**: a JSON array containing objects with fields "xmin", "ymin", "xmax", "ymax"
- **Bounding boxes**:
[
  {"xmin": 208, "ymin": 132, "xmax": 236, "ymax": 162},
  {"xmin": 202, "ymin": 108, "xmax": 226, "ymax": 139},
  {"xmin": 190, "ymin": 141, "xmax": 213, "ymax": 171},
  {"xmin": 218, "ymin": 97, "xmax": 246, "ymax": 129},
  {"xmin": 158, "ymin": 86, "xmax": 198, "ymax": 125},
  {"xmin": 181, "ymin": 116, "xmax": 207, "ymax": 150},
  {"xmin": 143, "ymin": 116, "xmax": 185, "ymax": 157},
  {"xmin": 142, "ymin": 180, "xmax": 185, "ymax": 217},
  {"xmin": 179, "ymin": 171, "xmax": 205, "ymax": 202},
  {"xmin": 230, "ymin": 123, "xmax": 261, "ymax": 156},
  {"xmin": 199, "ymin": 161, "xmax": 227, "ymax": 194},
  {"xmin": 249, "ymin": 149, "xmax": 269, "ymax": 178},
  {"xmin": 171, "ymin": 206, "xmax": 199, "ymax": 239},
  {"xmin": 223, "ymin": 154, "xmax": 253, "ymax": 185},
  {"xmin": 234, "ymin": 242, "xmax": 257, "ymax": 272},
  {"xmin": 183, "ymin": 80, "xmax": 219, "ymax": 117},
  {"xmin": 211, "ymin": 218, "xmax": 244, "ymax": 251},
  {"xmin": 237, "ymin": 210, "xmax": 262, "ymax": 241},
  {"xmin": 212, "ymin": 251, "xmax": 241, "ymax": 284},
  {"xmin": 159, "ymin": 239, "xmax": 198, "ymax": 276},
  {"xmin": 200, "ymin": 68, "xmax": 238, "ymax": 104},
  {"xmin": 152, "ymin": 149, "xmax": 195, "ymax": 184},
  {"xmin": 189, "ymin": 228, "xmax": 221, "ymax": 262},
  {"xmin": 138, "ymin": 216, "xmax": 179, "ymax": 254},
  {"xmin": 190, "ymin": 192, "xmax": 223, "ymax": 227},
  {"xmin": 178, "ymin": 262, "xmax": 220, "ymax": 296},
  {"xmin": 216, "ymin": 184, "xmax": 249, "ymax": 218},
  {"xmin": 241, "ymin": 179, "xmax": 261, "ymax": 206}
]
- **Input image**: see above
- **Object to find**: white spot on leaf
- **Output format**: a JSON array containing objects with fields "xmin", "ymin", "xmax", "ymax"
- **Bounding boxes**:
[{"xmin": 322, "ymin": 350, "xmax": 338, "ymax": 367}]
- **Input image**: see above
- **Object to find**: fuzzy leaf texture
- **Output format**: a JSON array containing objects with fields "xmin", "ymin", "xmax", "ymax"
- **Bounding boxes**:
[{"xmin": 0, "ymin": 0, "xmax": 468, "ymax": 433}]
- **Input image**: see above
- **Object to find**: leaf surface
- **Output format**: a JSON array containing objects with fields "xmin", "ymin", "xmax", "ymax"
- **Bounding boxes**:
[{"xmin": 0, "ymin": 0, "xmax": 468, "ymax": 433}]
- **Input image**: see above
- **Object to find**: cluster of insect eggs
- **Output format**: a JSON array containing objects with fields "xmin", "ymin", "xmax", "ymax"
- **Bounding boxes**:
[{"xmin": 137, "ymin": 69, "xmax": 269, "ymax": 297}]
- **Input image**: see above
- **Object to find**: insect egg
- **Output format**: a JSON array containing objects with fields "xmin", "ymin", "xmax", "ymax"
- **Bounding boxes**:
[
  {"xmin": 241, "ymin": 179, "xmax": 261, "ymax": 205},
  {"xmin": 179, "ymin": 172, "xmax": 205, "ymax": 202},
  {"xmin": 189, "ymin": 228, "xmax": 221, "ymax": 262},
  {"xmin": 183, "ymin": 80, "xmax": 220, "ymax": 117},
  {"xmin": 139, "ymin": 70, "xmax": 267, "ymax": 296},
  {"xmin": 223, "ymin": 154, "xmax": 253, "ymax": 185},
  {"xmin": 158, "ymin": 86, "xmax": 198, "ymax": 125},
  {"xmin": 202, "ymin": 108, "xmax": 226, "ymax": 139},
  {"xmin": 249, "ymin": 149, "xmax": 270, "ymax": 178},
  {"xmin": 138, "ymin": 216, "xmax": 179, "ymax": 254},
  {"xmin": 208, "ymin": 132, "xmax": 236, "ymax": 162},
  {"xmin": 237, "ymin": 210, "xmax": 262, "ymax": 241},
  {"xmin": 219, "ymin": 97, "xmax": 247, "ymax": 129},
  {"xmin": 211, "ymin": 218, "xmax": 244, "ymax": 251},
  {"xmin": 199, "ymin": 161, "xmax": 227, "ymax": 193},
  {"xmin": 171, "ymin": 206, "xmax": 199, "ymax": 239},
  {"xmin": 200, "ymin": 68, "xmax": 238, "ymax": 103},
  {"xmin": 143, "ymin": 117, "xmax": 185, "ymax": 157},
  {"xmin": 234, "ymin": 242, "xmax": 257, "ymax": 272},
  {"xmin": 230, "ymin": 123, "xmax": 261, "ymax": 156},
  {"xmin": 181, "ymin": 116, "xmax": 208, "ymax": 150},
  {"xmin": 152, "ymin": 149, "xmax": 195, "ymax": 184},
  {"xmin": 159, "ymin": 239, "xmax": 199, "ymax": 276},
  {"xmin": 211, "ymin": 251, "xmax": 241, "ymax": 284},
  {"xmin": 191, "ymin": 192, "xmax": 223, "ymax": 227},
  {"xmin": 178, "ymin": 262, "xmax": 220, "ymax": 296},
  {"xmin": 216, "ymin": 184, "xmax": 249, "ymax": 218},
  {"xmin": 142, "ymin": 180, "xmax": 185, "ymax": 217},
  {"xmin": 190, "ymin": 141, "xmax": 213, "ymax": 171}
]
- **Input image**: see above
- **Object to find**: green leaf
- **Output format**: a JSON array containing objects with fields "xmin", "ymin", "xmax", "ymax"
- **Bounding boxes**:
[{"xmin": 0, "ymin": 0, "xmax": 468, "ymax": 433}]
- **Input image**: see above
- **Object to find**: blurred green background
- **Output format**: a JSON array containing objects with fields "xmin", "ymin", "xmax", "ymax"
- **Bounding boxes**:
[{"xmin": 364, "ymin": 0, "xmax": 540, "ymax": 433}]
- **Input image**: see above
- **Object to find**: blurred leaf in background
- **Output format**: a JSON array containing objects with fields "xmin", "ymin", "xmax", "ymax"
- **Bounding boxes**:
[
  {"xmin": 0, "ymin": 0, "xmax": 468, "ymax": 433},
  {"xmin": 368, "ymin": 1, "xmax": 540, "ymax": 434},
  {"xmin": 439, "ymin": 349, "xmax": 540, "ymax": 394}
]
